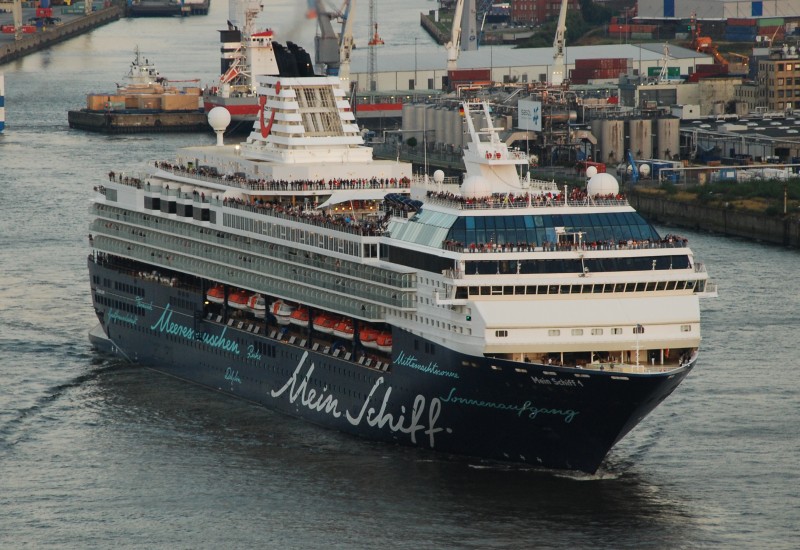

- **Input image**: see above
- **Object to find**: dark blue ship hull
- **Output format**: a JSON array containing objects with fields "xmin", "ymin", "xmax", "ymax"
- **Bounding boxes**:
[{"xmin": 89, "ymin": 257, "xmax": 693, "ymax": 473}]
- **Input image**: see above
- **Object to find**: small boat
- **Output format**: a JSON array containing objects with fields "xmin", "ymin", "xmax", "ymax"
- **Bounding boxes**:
[
  {"xmin": 270, "ymin": 300, "xmax": 295, "ymax": 324},
  {"xmin": 312, "ymin": 313, "xmax": 336, "ymax": 334},
  {"xmin": 359, "ymin": 326, "xmax": 380, "ymax": 349},
  {"xmin": 227, "ymin": 289, "xmax": 250, "ymax": 309},
  {"xmin": 289, "ymin": 306, "xmax": 309, "ymax": 327},
  {"xmin": 376, "ymin": 331, "xmax": 392, "ymax": 353},
  {"xmin": 332, "ymin": 319, "xmax": 354, "ymax": 340},
  {"xmin": 247, "ymin": 294, "xmax": 266, "ymax": 318},
  {"xmin": 206, "ymin": 284, "xmax": 225, "ymax": 304}
]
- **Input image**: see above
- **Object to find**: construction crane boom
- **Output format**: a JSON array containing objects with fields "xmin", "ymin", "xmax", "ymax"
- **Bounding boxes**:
[
  {"xmin": 550, "ymin": 0, "xmax": 569, "ymax": 86},
  {"xmin": 314, "ymin": 0, "xmax": 356, "ymax": 88},
  {"xmin": 445, "ymin": 0, "xmax": 465, "ymax": 71}
]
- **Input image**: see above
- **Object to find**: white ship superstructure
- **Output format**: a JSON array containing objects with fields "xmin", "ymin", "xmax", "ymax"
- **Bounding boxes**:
[{"xmin": 386, "ymin": 101, "xmax": 716, "ymax": 367}]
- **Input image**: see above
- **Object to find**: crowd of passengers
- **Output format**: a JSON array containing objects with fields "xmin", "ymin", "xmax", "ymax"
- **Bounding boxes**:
[
  {"xmin": 425, "ymin": 188, "xmax": 626, "ymax": 207},
  {"xmin": 442, "ymin": 234, "xmax": 689, "ymax": 252},
  {"xmin": 223, "ymin": 196, "xmax": 390, "ymax": 236},
  {"xmin": 154, "ymin": 161, "xmax": 411, "ymax": 191}
]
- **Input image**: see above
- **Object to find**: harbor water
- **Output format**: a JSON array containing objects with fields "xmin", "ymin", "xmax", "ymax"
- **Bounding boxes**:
[{"xmin": 1, "ymin": 2, "xmax": 799, "ymax": 547}]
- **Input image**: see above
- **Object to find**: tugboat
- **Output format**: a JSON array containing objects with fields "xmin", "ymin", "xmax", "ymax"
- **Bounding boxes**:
[{"xmin": 68, "ymin": 47, "xmax": 207, "ymax": 134}]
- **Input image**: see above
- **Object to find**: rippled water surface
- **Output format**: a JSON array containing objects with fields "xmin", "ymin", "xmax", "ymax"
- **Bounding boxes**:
[{"xmin": 1, "ymin": 3, "xmax": 799, "ymax": 548}]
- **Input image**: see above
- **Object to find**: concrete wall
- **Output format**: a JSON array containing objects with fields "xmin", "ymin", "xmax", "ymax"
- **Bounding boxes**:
[
  {"xmin": 0, "ymin": 6, "xmax": 122, "ymax": 65},
  {"xmin": 630, "ymin": 192, "xmax": 800, "ymax": 248}
]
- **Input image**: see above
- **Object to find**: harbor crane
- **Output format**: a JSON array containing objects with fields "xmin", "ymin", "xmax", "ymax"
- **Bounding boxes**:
[
  {"xmin": 549, "ymin": 0, "xmax": 569, "ymax": 86},
  {"xmin": 0, "ymin": 0, "xmax": 22, "ymax": 41},
  {"xmin": 445, "ymin": 0, "xmax": 466, "ymax": 71},
  {"xmin": 366, "ymin": 0, "xmax": 384, "ymax": 91},
  {"xmin": 314, "ymin": 0, "xmax": 356, "ymax": 89}
]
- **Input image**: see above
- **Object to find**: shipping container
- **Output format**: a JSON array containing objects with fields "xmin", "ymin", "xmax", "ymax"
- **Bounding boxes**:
[
  {"xmin": 757, "ymin": 17, "xmax": 784, "ymax": 27},
  {"xmin": 727, "ymin": 18, "xmax": 757, "ymax": 26},
  {"xmin": 447, "ymin": 69, "xmax": 491, "ymax": 82}
]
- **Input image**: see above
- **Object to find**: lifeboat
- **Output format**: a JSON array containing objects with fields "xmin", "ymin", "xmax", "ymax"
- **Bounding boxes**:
[
  {"xmin": 312, "ymin": 313, "xmax": 336, "ymax": 334},
  {"xmin": 206, "ymin": 284, "xmax": 225, "ymax": 304},
  {"xmin": 376, "ymin": 331, "xmax": 392, "ymax": 353},
  {"xmin": 360, "ymin": 326, "xmax": 380, "ymax": 349},
  {"xmin": 247, "ymin": 294, "xmax": 266, "ymax": 318},
  {"xmin": 270, "ymin": 300, "xmax": 295, "ymax": 325},
  {"xmin": 332, "ymin": 319, "xmax": 354, "ymax": 340},
  {"xmin": 227, "ymin": 289, "xmax": 250, "ymax": 310},
  {"xmin": 289, "ymin": 306, "xmax": 309, "ymax": 327}
]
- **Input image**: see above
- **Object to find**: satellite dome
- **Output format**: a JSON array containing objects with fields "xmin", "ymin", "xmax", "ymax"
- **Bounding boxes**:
[
  {"xmin": 586, "ymin": 165, "xmax": 598, "ymax": 178},
  {"xmin": 433, "ymin": 169, "xmax": 445, "ymax": 183},
  {"xmin": 586, "ymin": 172, "xmax": 620, "ymax": 196},
  {"xmin": 639, "ymin": 164, "xmax": 651, "ymax": 177},
  {"xmin": 207, "ymin": 106, "xmax": 231, "ymax": 131},
  {"xmin": 461, "ymin": 175, "xmax": 493, "ymax": 199}
]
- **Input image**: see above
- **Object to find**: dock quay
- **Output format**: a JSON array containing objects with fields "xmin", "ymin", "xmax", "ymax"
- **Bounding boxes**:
[{"xmin": 0, "ymin": 3, "xmax": 123, "ymax": 65}]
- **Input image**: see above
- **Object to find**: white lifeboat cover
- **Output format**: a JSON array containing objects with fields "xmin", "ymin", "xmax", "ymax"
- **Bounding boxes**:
[
  {"xmin": 461, "ymin": 175, "xmax": 493, "ymax": 199},
  {"xmin": 586, "ymin": 173, "xmax": 620, "ymax": 196}
]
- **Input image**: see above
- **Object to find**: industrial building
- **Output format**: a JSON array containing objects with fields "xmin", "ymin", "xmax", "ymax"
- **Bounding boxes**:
[
  {"xmin": 636, "ymin": 0, "xmax": 800, "ymax": 20},
  {"xmin": 349, "ymin": 43, "xmax": 714, "ymax": 94}
]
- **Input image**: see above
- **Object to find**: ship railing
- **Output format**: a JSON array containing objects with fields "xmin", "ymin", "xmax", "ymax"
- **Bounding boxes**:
[
  {"xmin": 152, "ymin": 163, "xmax": 412, "ymax": 193},
  {"xmin": 420, "ymin": 194, "xmax": 630, "ymax": 210},
  {"xmin": 440, "ymin": 239, "xmax": 688, "ymax": 255},
  {"xmin": 693, "ymin": 262, "xmax": 708, "ymax": 274},
  {"xmin": 219, "ymin": 200, "xmax": 387, "ymax": 238},
  {"xmin": 576, "ymin": 362, "xmax": 684, "ymax": 375}
]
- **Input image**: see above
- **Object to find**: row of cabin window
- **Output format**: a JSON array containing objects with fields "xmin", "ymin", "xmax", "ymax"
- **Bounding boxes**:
[
  {"xmin": 494, "ymin": 325, "xmax": 693, "ymax": 337},
  {"xmin": 456, "ymin": 280, "xmax": 695, "ymax": 298}
]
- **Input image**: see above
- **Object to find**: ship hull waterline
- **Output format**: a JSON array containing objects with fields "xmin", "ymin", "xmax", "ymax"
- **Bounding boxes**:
[{"xmin": 89, "ymin": 258, "xmax": 693, "ymax": 474}]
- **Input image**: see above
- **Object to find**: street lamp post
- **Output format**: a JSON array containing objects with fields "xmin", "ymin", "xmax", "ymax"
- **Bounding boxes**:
[{"xmin": 414, "ymin": 37, "xmax": 418, "ymax": 90}]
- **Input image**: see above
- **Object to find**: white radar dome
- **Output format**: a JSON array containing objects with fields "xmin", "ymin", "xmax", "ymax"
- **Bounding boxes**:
[
  {"xmin": 433, "ymin": 170, "xmax": 445, "ymax": 183},
  {"xmin": 639, "ymin": 163, "xmax": 651, "ymax": 177},
  {"xmin": 460, "ymin": 175, "xmax": 493, "ymax": 199},
  {"xmin": 208, "ymin": 107, "xmax": 231, "ymax": 131},
  {"xmin": 586, "ymin": 172, "xmax": 620, "ymax": 196},
  {"xmin": 586, "ymin": 165, "xmax": 598, "ymax": 178}
]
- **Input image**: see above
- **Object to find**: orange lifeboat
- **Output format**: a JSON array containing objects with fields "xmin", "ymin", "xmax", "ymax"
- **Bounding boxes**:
[
  {"xmin": 270, "ymin": 300, "xmax": 295, "ymax": 325},
  {"xmin": 376, "ymin": 331, "xmax": 392, "ymax": 353},
  {"xmin": 332, "ymin": 319, "xmax": 354, "ymax": 340},
  {"xmin": 360, "ymin": 326, "xmax": 380, "ymax": 349},
  {"xmin": 312, "ymin": 313, "xmax": 336, "ymax": 334},
  {"xmin": 289, "ymin": 306, "xmax": 309, "ymax": 327},
  {"xmin": 227, "ymin": 289, "xmax": 250, "ymax": 310},
  {"xmin": 206, "ymin": 284, "xmax": 225, "ymax": 304}
]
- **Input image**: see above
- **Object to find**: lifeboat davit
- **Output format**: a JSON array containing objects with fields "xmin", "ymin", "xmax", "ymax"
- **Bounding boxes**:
[
  {"xmin": 376, "ymin": 331, "xmax": 392, "ymax": 353},
  {"xmin": 289, "ymin": 306, "xmax": 309, "ymax": 327},
  {"xmin": 360, "ymin": 326, "xmax": 380, "ymax": 349},
  {"xmin": 312, "ymin": 313, "xmax": 336, "ymax": 334},
  {"xmin": 332, "ymin": 319, "xmax": 354, "ymax": 340},
  {"xmin": 227, "ymin": 289, "xmax": 250, "ymax": 310},
  {"xmin": 270, "ymin": 300, "xmax": 295, "ymax": 325},
  {"xmin": 247, "ymin": 294, "xmax": 266, "ymax": 318},
  {"xmin": 206, "ymin": 284, "xmax": 225, "ymax": 304}
]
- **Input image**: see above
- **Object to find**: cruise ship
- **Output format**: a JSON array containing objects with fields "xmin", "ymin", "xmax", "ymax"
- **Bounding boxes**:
[{"xmin": 88, "ymin": 49, "xmax": 716, "ymax": 473}]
